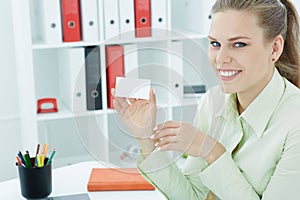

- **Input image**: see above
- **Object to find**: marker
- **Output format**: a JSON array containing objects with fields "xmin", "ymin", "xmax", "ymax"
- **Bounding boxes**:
[
  {"xmin": 46, "ymin": 148, "xmax": 57, "ymax": 165},
  {"xmin": 41, "ymin": 144, "xmax": 49, "ymax": 161},
  {"xmin": 18, "ymin": 151, "xmax": 26, "ymax": 167},
  {"xmin": 34, "ymin": 144, "xmax": 40, "ymax": 167},
  {"xmin": 16, "ymin": 156, "xmax": 24, "ymax": 167},
  {"xmin": 37, "ymin": 154, "xmax": 42, "ymax": 167},
  {"xmin": 23, "ymin": 153, "xmax": 32, "ymax": 168}
]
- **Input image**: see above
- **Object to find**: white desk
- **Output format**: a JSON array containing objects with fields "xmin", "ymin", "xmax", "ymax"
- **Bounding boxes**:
[{"xmin": 0, "ymin": 161, "xmax": 166, "ymax": 200}]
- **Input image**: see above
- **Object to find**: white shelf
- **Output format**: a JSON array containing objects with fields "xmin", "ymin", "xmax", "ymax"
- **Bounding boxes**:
[
  {"xmin": 32, "ymin": 41, "xmax": 102, "ymax": 50},
  {"xmin": 8, "ymin": 0, "xmax": 217, "ymax": 179},
  {"xmin": 32, "ymin": 31, "xmax": 207, "ymax": 50}
]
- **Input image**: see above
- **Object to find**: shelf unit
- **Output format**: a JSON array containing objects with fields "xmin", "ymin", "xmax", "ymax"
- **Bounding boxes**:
[{"xmin": 11, "ymin": 0, "xmax": 218, "ymax": 169}]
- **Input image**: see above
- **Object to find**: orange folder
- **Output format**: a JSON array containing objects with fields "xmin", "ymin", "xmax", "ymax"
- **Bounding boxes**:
[
  {"xmin": 61, "ymin": 0, "xmax": 81, "ymax": 42},
  {"xmin": 87, "ymin": 168, "xmax": 155, "ymax": 191},
  {"xmin": 134, "ymin": 0, "xmax": 152, "ymax": 37},
  {"xmin": 105, "ymin": 45, "xmax": 125, "ymax": 109}
]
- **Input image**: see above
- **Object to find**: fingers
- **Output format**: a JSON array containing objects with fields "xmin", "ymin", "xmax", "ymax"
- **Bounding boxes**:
[
  {"xmin": 113, "ymin": 99, "xmax": 125, "ymax": 116},
  {"xmin": 154, "ymin": 121, "xmax": 181, "ymax": 131},
  {"xmin": 149, "ymin": 88, "xmax": 156, "ymax": 106},
  {"xmin": 111, "ymin": 88, "xmax": 129, "ymax": 109},
  {"xmin": 150, "ymin": 128, "xmax": 177, "ymax": 140}
]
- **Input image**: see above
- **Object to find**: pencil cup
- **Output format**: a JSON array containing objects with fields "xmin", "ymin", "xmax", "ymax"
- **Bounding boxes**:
[{"xmin": 17, "ymin": 157, "xmax": 52, "ymax": 199}]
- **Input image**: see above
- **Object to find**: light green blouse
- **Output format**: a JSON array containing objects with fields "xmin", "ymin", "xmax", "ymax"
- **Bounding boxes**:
[{"xmin": 137, "ymin": 69, "xmax": 300, "ymax": 200}]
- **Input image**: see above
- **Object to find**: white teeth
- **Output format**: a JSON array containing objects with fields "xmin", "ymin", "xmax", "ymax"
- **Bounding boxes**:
[{"xmin": 219, "ymin": 70, "xmax": 239, "ymax": 77}]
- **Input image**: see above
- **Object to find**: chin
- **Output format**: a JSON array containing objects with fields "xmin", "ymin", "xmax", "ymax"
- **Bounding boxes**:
[{"xmin": 220, "ymin": 84, "xmax": 237, "ymax": 94}]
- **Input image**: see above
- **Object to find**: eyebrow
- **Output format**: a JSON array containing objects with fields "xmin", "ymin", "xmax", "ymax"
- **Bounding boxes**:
[{"xmin": 208, "ymin": 35, "xmax": 252, "ymax": 41}]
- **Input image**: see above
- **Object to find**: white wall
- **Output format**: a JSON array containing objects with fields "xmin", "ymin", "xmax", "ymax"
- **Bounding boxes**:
[{"xmin": 0, "ymin": 0, "xmax": 23, "ymax": 181}]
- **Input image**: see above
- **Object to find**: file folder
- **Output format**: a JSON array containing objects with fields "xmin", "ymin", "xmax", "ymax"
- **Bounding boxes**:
[
  {"xmin": 30, "ymin": 0, "xmax": 62, "ymax": 44},
  {"xmin": 106, "ymin": 45, "xmax": 125, "ymax": 109},
  {"xmin": 151, "ymin": 0, "xmax": 168, "ymax": 37},
  {"xmin": 169, "ymin": 41, "xmax": 183, "ymax": 104},
  {"xmin": 134, "ymin": 0, "xmax": 152, "ymax": 37},
  {"xmin": 123, "ymin": 44, "xmax": 139, "ymax": 78},
  {"xmin": 80, "ymin": 0, "xmax": 99, "ymax": 42},
  {"xmin": 87, "ymin": 168, "xmax": 155, "ymax": 191},
  {"xmin": 61, "ymin": 0, "xmax": 81, "ymax": 42},
  {"xmin": 85, "ymin": 46, "xmax": 103, "ymax": 110},
  {"xmin": 103, "ymin": 0, "xmax": 120, "ymax": 40},
  {"xmin": 119, "ymin": 0, "xmax": 135, "ymax": 39},
  {"xmin": 58, "ymin": 48, "xmax": 87, "ymax": 112},
  {"xmin": 97, "ymin": 0, "xmax": 105, "ymax": 41}
]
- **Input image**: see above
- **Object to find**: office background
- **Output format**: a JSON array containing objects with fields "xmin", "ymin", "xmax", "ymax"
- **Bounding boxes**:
[{"xmin": 1, "ymin": 0, "xmax": 299, "ymax": 182}]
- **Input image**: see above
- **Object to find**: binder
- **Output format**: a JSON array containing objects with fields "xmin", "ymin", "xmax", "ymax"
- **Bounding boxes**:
[
  {"xmin": 58, "ymin": 48, "xmax": 87, "ymax": 112},
  {"xmin": 134, "ymin": 0, "xmax": 152, "ymax": 37},
  {"xmin": 61, "ymin": 0, "xmax": 81, "ymax": 42},
  {"xmin": 151, "ymin": 0, "xmax": 168, "ymax": 37},
  {"xmin": 106, "ymin": 45, "xmax": 125, "ymax": 109},
  {"xmin": 80, "ymin": 0, "xmax": 99, "ymax": 42},
  {"xmin": 85, "ymin": 46, "xmax": 102, "ymax": 110},
  {"xmin": 87, "ymin": 168, "xmax": 155, "ymax": 191},
  {"xmin": 103, "ymin": 0, "xmax": 120, "ymax": 40},
  {"xmin": 30, "ymin": 0, "xmax": 62, "ymax": 44},
  {"xmin": 169, "ymin": 41, "xmax": 183, "ymax": 105},
  {"xmin": 119, "ymin": 0, "xmax": 135, "ymax": 39},
  {"xmin": 123, "ymin": 44, "xmax": 139, "ymax": 78}
]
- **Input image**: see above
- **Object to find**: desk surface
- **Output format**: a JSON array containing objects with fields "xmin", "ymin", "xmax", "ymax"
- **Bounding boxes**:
[{"xmin": 0, "ymin": 161, "xmax": 166, "ymax": 200}]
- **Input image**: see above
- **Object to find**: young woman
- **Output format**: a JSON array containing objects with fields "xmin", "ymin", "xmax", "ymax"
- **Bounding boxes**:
[{"xmin": 112, "ymin": 0, "xmax": 300, "ymax": 199}]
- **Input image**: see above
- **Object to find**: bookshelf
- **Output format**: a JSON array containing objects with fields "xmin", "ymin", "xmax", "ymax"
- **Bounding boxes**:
[{"xmin": 8, "ymin": 0, "xmax": 218, "ymax": 171}]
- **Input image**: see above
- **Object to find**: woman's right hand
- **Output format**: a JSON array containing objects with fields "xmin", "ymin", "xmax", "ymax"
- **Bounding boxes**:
[{"xmin": 112, "ymin": 88, "xmax": 157, "ymax": 154}]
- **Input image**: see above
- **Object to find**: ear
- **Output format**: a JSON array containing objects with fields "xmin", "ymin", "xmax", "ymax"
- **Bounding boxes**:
[{"xmin": 271, "ymin": 35, "xmax": 284, "ymax": 62}]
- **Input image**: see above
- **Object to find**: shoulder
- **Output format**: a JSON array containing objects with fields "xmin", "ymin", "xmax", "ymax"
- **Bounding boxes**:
[
  {"xmin": 196, "ymin": 85, "xmax": 228, "ymax": 120},
  {"xmin": 273, "ymin": 80, "xmax": 300, "ymax": 127},
  {"xmin": 198, "ymin": 85, "xmax": 227, "ymax": 109}
]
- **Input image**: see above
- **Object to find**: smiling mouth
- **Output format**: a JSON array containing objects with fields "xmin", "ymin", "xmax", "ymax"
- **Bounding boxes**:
[{"xmin": 218, "ymin": 70, "xmax": 241, "ymax": 78}]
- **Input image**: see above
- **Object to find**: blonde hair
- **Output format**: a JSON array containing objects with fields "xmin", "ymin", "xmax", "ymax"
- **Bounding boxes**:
[{"xmin": 211, "ymin": 0, "xmax": 300, "ymax": 88}]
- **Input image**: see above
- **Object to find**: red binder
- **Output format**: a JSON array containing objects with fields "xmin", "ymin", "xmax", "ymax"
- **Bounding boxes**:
[
  {"xmin": 106, "ymin": 45, "xmax": 125, "ymax": 109},
  {"xmin": 61, "ymin": 0, "xmax": 81, "ymax": 42},
  {"xmin": 87, "ymin": 168, "xmax": 155, "ymax": 191},
  {"xmin": 134, "ymin": 0, "xmax": 152, "ymax": 37}
]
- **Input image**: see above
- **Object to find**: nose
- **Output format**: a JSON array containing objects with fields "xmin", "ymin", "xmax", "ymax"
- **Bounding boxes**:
[{"xmin": 216, "ymin": 47, "xmax": 232, "ymax": 64}]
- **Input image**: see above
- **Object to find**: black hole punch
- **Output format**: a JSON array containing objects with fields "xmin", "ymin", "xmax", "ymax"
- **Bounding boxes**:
[
  {"xmin": 125, "ymin": 19, "xmax": 130, "ymax": 24},
  {"xmin": 76, "ymin": 92, "xmax": 81, "ymax": 97},
  {"xmin": 50, "ymin": 23, "xmax": 56, "ymax": 28},
  {"xmin": 158, "ymin": 18, "xmax": 163, "ymax": 23},
  {"xmin": 89, "ymin": 21, "xmax": 94, "ymax": 26},
  {"xmin": 175, "ymin": 83, "xmax": 179, "ymax": 88},
  {"xmin": 68, "ymin": 21, "xmax": 75, "ymax": 28},
  {"xmin": 140, "ymin": 17, "xmax": 147, "ymax": 24},
  {"xmin": 110, "ymin": 20, "xmax": 115, "ymax": 25},
  {"xmin": 208, "ymin": 14, "xmax": 212, "ymax": 20}
]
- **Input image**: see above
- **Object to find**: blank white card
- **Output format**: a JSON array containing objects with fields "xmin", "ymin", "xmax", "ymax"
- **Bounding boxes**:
[{"xmin": 115, "ymin": 77, "xmax": 151, "ymax": 100}]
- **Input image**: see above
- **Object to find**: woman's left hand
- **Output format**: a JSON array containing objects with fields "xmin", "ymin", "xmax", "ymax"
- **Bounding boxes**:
[{"xmin": 150, "ymin": 121, "xmax": 224, "ymax": 159}]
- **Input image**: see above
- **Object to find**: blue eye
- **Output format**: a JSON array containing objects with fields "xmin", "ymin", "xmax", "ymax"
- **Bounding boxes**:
[
  {"xmin": 234, "ymin": 42, "xmax": 246, "ymax": 47},
  {"xmin": 210, "ymin": 41, "xmax": 221, "ymax": 47}
]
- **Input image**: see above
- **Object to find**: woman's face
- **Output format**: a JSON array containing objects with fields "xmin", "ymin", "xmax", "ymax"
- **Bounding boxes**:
[{"xmin": 208, "ymin": 10, "xmax": 275, "ymax": 95}]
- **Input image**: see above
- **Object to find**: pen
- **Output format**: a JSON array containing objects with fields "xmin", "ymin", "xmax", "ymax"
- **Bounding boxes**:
[
  {"xmin": 18, "ymin": 151, "xmax": 26, "ymax": 167},
  {"xmin": 46, "ymin": 148, "xmax": 56, "ymax": 165},
  {"xmin": 16, "ymin": 156, "xmax": 25, "ymax": 167},
  {"xmin": 37, "ymin": 154, "xmax": 42, "ymax": 167},
  {"xmin": 41, "ymin": 144, "xmax": 49, "ymax": 161},
  {"xmin": 24, "ymin": 153, "xmax": 32, "ymax": 168},
  {"xmin": 34, "ymin": 144, "xmax": 40, "ymax": 167}
]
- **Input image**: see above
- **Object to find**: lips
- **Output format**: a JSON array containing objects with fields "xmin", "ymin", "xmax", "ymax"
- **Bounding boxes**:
[{"xmin": 217, "ymin": 69, "xmax": 242, "ymax": 80}]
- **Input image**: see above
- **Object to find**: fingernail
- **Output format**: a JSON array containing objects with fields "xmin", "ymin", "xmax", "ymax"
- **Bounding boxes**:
[
  {"xmin": 157, "ymin": 147, "xmax": 161, "ymax": 151},
  {"xmin": 153, "ymin": 126, "xmax": 158, "ymax": 131},
  {"xmin": 154, "ymin": 142, "xmax": 158, "ymax": 147},
  {"xmin": 150, "ymin": 134, "xmax": 155, "ymax": 140},
  {"xmin": 152, "ymin": 88, "xmax": 155, "ymax": 95}
]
